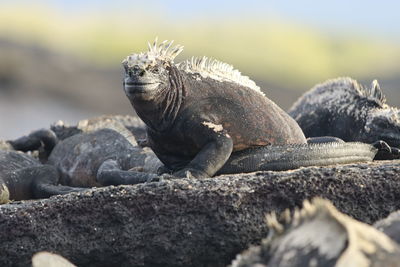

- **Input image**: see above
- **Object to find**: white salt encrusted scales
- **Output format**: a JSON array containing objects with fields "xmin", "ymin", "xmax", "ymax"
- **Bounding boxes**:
[
  {"xmin": 177, "ymin": 56, "xmax": 264, "ymax": 96},
  {"xmin": 312, "ymin": 77, "xmax": 386, "ymax": 107},
  {"xmin": 122, "ymin": 38, "xmax": 184, "ymax": 68}
]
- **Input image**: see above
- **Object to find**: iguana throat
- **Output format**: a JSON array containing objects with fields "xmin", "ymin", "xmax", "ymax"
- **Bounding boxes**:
[{"xmin": 129, "ymin": 65, "xmax": 186, "ymax": 133}]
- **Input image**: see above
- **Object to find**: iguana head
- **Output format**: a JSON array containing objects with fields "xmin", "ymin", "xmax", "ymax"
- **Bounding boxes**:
[
  {"xmin": 360, "ymin": 80, "xmax": 400, "ymax": 147},
  {"xmin": 122, "ymin": 38, "xmax": 184, "ymax": 101},
  {"xmin": 364, "ymin": 107, "xmax": 400, "ymax": 147}
]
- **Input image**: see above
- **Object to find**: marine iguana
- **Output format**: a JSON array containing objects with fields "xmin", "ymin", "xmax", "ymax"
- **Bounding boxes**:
[
  {"xmin": 231, "ymin": 198, "xmax": 400, "ymax": 267},
  {"xmin": 1, "ymin": 117, "xmax": 161, "ymax": 202},
  {"xmin": 122, "ymin": 39, "xmax": 397, "ymax": 178},
  {"xmin": 45, "ymin": 128, "xmax": 161, "ymax": 187},
  {"xmin": 0, "ymin": 150, "xmax": 84, "ymax": 204},
  {"xmin": 288, "ymin": 77, "xmax": 400, "ymax": 148},
  {"xmin": 9, "ymin": 115, "xmax": 148, "ymax": 161}
]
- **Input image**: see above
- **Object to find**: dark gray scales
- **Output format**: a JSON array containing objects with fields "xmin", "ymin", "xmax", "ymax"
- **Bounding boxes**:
[
  {"xmin": 122, "ymin": 39, "xmax": 398, "ymax": 179},
  {"xmin": 47, "ymin": 128, "xmax": 160, "ymax": 188},
  {"xmin": 2, "ymin": 116, "xmax": 161, "ymax": 202},
  {"xmin": 288, "ymin": 77, "xmax": 400, "ymax": 148},
  {"xmin": 0, "ymin": 150, "xmax": 83, "ymax": 204}
]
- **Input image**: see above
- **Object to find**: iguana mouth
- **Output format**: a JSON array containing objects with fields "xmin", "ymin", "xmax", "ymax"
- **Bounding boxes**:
[
  {"xmin": 124, "ymin": 82, "xmax": 161, "ymax": 94},
  {"xmin": 125, "ymin": 82, "xmax": 159, "ymax": 86}
]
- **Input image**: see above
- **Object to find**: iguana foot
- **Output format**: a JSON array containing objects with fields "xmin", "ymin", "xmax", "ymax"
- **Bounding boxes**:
[
  {"xmin": 9, "ymin": 129, "xmax": 58, "ymax": 161},
  {"xmin": 157, "ymin": 166, "xmax": 173, "ymax": 175},
  {"xmin": 372, "ymin": 140, "xmax": 400, "ymax": 160},
  {"xmin": 98, "ymin": 159, "xmax": 160, "ymax": 185}
]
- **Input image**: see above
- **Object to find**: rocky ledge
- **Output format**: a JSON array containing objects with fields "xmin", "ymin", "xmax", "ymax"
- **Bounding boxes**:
[{"xmin": 1, "ymin": 160, "xmax": 400, "ymax": 267}]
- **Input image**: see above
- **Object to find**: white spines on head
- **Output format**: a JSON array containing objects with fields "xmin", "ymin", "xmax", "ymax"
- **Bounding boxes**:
[{"xmin": 122, "ymin": 38, "xmax": 184, "ymax": 69}]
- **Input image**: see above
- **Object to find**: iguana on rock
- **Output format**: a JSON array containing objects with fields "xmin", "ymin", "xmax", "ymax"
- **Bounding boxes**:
[
  {"xmin": 46, "ymin": 128, "xmax": 161, "ymax": 187},
  {"xmin": 288, "ymin": 77, "xmax": 400, "ymax": 149},
  {"xmin": 9, "ymin": 115, "xmax": 147, "ymax": 161},
  {"xmin": 231, "ymin": 198, "xmax": 400, "ymax": 267},
  {"xmin": 51, "ymin": 114, "xmax": 147, "ymax": 143},
  {"xmin": 1, "ymin": 116, "xmax": 161, "ymax": 202},
  {"xmin": 0, "ymin": 150, "xmax": 84, "ymax": 204},
  {"xmin": 122, "ymin": 39, "xmax": 398, "ymax": 178}
]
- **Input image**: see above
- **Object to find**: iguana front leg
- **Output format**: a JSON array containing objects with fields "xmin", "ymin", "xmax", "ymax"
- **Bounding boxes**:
[
  {"xmin": 97, "ymin": 159, "xmax": 160, "ymax": 185},
  {"xmin": 171, "ymin": 121, "xmax": 233, "ymax": 178},
  {"xmin": 373, "ymin": 140, "xmax": 400, "ymax": 160}
]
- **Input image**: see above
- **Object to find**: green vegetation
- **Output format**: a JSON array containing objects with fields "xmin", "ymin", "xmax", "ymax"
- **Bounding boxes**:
[{"xmin": 1, "ymin": 4, "xmax": 400, "ymax": 89}]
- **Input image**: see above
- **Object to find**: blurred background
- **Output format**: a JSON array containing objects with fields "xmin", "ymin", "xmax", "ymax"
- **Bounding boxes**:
[{"xmin": 1, "ymin": 0, "xmax": 399, "ymax": 139}]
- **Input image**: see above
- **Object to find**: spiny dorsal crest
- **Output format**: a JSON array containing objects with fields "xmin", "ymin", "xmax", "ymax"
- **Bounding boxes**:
[
  {"xmin": 177, "ymin": 56, "xmax": 264, "ymax": 95},
  {"xmin": 366, "ymin": 79, "xmax": 386, "ymax": 106},
  {"xmin": 122, "ymin": 37, "xmax": 184, "ymax": 69},
  {"xmin": 265, "ymin": 198, "xmax": 398, "ymax": 267},
  {"xmin": 318, "ymin": 77, "xmax": 387, "ymax": 107}
]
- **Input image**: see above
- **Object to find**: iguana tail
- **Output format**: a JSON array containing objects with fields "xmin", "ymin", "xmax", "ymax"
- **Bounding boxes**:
[{"xmin": 218, "ymin": 142, "xmax": 379, "ymax": 174}]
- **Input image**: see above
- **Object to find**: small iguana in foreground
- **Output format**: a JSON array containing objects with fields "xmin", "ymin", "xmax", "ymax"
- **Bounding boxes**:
[
  {"xmin": 231, "ymin": 198, "xmax": 400, "ymax": 267},
  {"xmin": 122, "ymin": 39, "xmax": 398, "ymax": 178},
  {"xmin": 288, "ymin": 77, "xmax": 400, "ymax": 149},
  {"xmin": 1, "ymin": 116, "xmax": 161, "ymax": 203}
]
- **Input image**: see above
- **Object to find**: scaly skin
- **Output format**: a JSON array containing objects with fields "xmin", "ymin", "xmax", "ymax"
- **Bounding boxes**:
[
  {"xmin": 122, "ymin": 39, "xmax": 396, "ymax": 178},
  {"xmin": 0, "ymin": 150, "xmax": 83, "ymax": 203},
  {"xmin": 288, "ymin": 77, "xmax": 400, "ymax": 148},
  {"xmin": 4, "ymin": 116, "xmax": 161, "ymax": 202},
  {"xmin": 47, "ymin": 128, "xmax": 161, "ymax": 187}
]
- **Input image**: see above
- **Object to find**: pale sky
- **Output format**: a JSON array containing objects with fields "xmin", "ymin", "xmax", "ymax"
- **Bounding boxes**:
[{"xmin": 3, "ymin": 0, "xmax": 400, "ymax": 38}]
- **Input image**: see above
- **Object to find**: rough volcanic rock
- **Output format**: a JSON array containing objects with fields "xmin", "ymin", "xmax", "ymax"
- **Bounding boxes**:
[{"xmin": 0, "ymin": 160, "xmax": 400, "ymax": 266}]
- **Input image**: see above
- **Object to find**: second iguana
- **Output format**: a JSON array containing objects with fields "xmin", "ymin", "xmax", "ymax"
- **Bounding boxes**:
[
  {"xmin": 288, "ymin": 77, "xmax": 400, "ymax": 149},
  {"xmin": 1, "ymin": 116, "xmax": 161, "ymax": 202}
]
